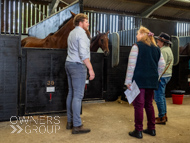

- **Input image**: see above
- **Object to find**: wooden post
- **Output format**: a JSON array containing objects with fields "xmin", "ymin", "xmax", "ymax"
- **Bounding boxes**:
[{"xmin": 48, "ymin": 0, "xmax": 60, "ymax": 16}]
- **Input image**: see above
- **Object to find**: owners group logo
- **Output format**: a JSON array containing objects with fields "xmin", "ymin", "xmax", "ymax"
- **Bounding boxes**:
[{"xmin": 10, "ymin": 116, "xmax": 61, "ymax": 134}]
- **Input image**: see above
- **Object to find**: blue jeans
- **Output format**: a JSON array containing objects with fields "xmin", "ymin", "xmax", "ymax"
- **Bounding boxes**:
[
  {"xmin": 154, "ymin": 77, "xmax": 171, "ymax": 118},
  {"xmin": 65, "ymin": 61, "xmax": 87, "ymax": 127}
]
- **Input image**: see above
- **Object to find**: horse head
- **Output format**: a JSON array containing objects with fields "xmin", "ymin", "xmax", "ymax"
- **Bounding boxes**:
[
  {"xmin": 97, "ymin": 31, "xmax": 110, "ymax": 56},
  {"xmin": 179, "ymin": 43, "xmax": 190, "ymax": 56}
]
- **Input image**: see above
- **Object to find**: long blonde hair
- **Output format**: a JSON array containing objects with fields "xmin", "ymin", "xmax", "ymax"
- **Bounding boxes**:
[{"xmin": 138, "ymin": 26, "xmax": 157, "ymax": 47}]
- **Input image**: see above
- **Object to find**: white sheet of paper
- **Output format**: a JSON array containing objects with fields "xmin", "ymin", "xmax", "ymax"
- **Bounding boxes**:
[{"xmin": 124, "ymin": 81, "xmax": 140, "ymax": 104}]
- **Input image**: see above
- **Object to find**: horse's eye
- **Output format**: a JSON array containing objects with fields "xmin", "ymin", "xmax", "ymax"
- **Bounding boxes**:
[{"xmin": 101, "ymin": 39, "xmax": 103, "ymax": 44}]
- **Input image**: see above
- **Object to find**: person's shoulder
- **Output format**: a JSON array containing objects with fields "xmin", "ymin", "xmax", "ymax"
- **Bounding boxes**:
[
  {"xmin": 75, "ymin": 27, "xmax": 86, "ymax": 36},
  {"xmin": 162, "ymin": 46, "xmax": 171, "ymax": 52}
]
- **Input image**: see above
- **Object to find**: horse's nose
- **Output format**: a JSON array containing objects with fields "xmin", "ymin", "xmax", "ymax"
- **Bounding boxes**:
[{"xmin": 104, "ymin": 51, "xmax": 110, "ymax": 56}]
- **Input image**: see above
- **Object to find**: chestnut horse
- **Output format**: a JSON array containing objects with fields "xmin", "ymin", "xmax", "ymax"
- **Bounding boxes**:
[
  {"xmin": 21, "ymin": 11, "xmax": 109, "ymax": 55},
  {"xmin": 90, "ymin": 31, "xmax": 109, "ymax": 56},
  {"xmin": 21, "ymin": 11, "xmax": 90, "ymax": 49}
]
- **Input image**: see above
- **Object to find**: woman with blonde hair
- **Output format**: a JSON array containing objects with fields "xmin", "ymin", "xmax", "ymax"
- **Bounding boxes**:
[{"xmin": 125, "ymin": 26, "xmax": 165, "ymax": 139}]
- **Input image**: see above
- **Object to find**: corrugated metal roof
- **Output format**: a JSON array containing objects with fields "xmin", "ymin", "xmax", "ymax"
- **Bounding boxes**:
[{"xmin": 33, "ymin": 0, "xmax": 190, "ymax": 22}]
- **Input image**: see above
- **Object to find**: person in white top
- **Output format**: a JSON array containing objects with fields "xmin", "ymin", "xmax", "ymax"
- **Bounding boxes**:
[{"xmin": 65, "ymin": 13, "xmax": 95, "ymax": 134}]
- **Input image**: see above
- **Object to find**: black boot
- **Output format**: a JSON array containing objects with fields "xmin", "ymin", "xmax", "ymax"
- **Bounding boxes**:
[
  {"xmin": 143, "ymin": 129, "xmax": 156, "ymax": 136},
  {"xmin": 129, "ymin": 129, "xmax": 143, "ymax": 139},
  {"xmin": 72, "ymin": 125, "xmax": 91, "ymax": 134}
]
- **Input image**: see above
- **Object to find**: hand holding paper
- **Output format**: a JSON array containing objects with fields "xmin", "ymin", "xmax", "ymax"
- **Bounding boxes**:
[{"xmin": 124, "ymin": 81, "xmax": 140, "ymax": 104}]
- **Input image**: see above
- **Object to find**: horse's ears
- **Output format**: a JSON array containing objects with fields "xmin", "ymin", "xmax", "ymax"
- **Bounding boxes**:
[
  {"xmin": 70, "ymin": 11, "xmax": 76, "ymax": 18},
  {"xmin": 106, "ymin": 31, "xmax": 110, "ymax": 35},
  {"xmin": 97, "ymin": 31, "xmax": 100, "ymax": 34}
]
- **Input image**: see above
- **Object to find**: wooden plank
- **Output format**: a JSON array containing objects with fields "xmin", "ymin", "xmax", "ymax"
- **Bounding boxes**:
[
  {"xmin": 44, "ymin": 4, "xmax": 47, "ymax": 19},
  {"xmin": 49, "ymin": 0, "xmax": 60, "ymax": 15},
  {"xmin": 56, "ymin": 5, "xmax": 59, "ymax": 12},
  {"xmin": 40, "ymin": 4, "xmax": 42, "ymax": 21},
  {"xmin": 42, "ymin": 5, "xmax": 45, "ymax": 20},
  {"xmin": 21, "ymin": 0, "xmax": 43, "ymax": 4},
  {"xmin": 23, "ymin": 2, "xmax": 27, "ymax": 34},
  {"xmin": 36, "ymin": 4, "xmax": 39, "ymax": 24},
  {"xmin": 28, "ymin": 2, "xmax": 31, "ymax": 27},
  {"xmin": 32, "ymin": 3, "xmax": 35, "ymax": 25}
]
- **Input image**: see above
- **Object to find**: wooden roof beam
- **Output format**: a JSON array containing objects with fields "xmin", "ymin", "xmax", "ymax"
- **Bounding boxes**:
[
  {"xmin": 140, "ymin": 0, "xmax": 170, "ymax": 18},
  {"xmin": 49, "ymin": 0, "xmax": 60, "ymax": 16}
]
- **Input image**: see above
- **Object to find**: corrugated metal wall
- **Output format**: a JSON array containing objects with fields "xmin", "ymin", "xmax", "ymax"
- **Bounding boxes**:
[{"xmin": 177, "ymin": 22, "xmax": 190, "ymax": 37}]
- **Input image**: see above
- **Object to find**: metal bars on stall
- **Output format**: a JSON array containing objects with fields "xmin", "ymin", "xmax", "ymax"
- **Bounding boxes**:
[
  {"xmin": 0, "ymin": 0, "xmax": 63, "ymax": 35},
  {"xmin": 177, "ymin": 22, "xmax": 190, "ymax": 37},
  {"xmin": 84, "ymin": 11, "xmax": 141, "ymax": 46},
  {"xmin": 0, "ymin": 0, "xmax": 22, "ymax": 35}
]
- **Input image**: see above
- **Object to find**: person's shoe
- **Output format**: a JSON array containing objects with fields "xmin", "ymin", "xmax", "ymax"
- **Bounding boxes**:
[
  {"xmin": 165, "ymin": 113, "xmax": 168, "ymax": 122},
  {"xmin": 156, "ymin": 114, "xmax": 168, "ymax": 122},
  {"xmin": 155, "ymin": 116, "xmax": 166, "ymax": 125},
  {"xmin": 66, "ymin": 122, "xmax": 73, "ymax": 130},
  {"xmin": 72, "ymin": 125, "xmax": 91, "ymax": 134},
  {"xmin": 143, "ymin": 129, "xmax": 156, "ymax": 136},
  {"xmin": 129, "ymin": 129, "xmax": 143, "ymax": 139}
]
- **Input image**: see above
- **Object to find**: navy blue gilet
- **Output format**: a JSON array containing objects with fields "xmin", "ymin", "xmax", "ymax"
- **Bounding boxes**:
[{"xmin": 132, "ymin": 41, "xmax": 161, "ymax": 89}]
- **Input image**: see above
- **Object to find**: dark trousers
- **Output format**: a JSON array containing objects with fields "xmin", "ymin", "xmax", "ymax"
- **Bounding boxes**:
[{"xmin": 133, "ymin": 88, "xmax": 155, "ymax": 131}]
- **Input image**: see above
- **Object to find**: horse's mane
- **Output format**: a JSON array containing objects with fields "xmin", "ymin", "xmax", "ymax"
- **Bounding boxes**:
[
  {"xmin": 91, "ymin": 33, "xmax": 106, "ymax": 43},
  {"xmin": 58, "ymin": 17, "xmax": 72, "ymax": 30},
  {"xmin": 48, "ymin": 17, "xmax": 72, "ymax": 35},
  {"xmin": 91, "ymin": 35, "xmax": 98, "ymax": 43}
]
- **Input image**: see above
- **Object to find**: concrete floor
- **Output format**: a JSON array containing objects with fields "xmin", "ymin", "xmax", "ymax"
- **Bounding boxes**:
[{"xmin": 1, "ymin": 96, "xmax": 190, "ymax": 143}]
